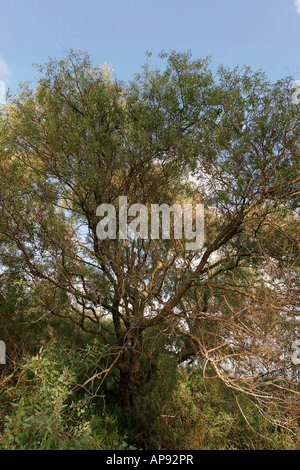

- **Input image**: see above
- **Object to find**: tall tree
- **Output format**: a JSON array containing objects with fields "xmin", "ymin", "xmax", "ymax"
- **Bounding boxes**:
[{"xmin": 0, "ymin": 51, "xmax": 299, "ymax": 416}]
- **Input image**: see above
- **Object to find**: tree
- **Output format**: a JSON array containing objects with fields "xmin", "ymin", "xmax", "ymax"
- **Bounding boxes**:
[{"xmin": 0, "ymin": 51, "xmax": 299, "ymax": 420}]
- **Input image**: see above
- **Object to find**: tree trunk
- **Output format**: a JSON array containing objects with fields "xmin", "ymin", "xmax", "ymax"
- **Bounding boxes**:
[{"xmin": 119, "ymin": 370, "xmax": 131, "ymax": 410}]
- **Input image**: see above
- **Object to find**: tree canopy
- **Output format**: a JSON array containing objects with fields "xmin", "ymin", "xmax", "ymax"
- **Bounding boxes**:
[{"xmin": 0, "ymin": 51, "xmax": 299, "ymax": 444}]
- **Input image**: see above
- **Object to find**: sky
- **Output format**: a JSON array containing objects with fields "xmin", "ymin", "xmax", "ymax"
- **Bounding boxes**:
[{"xmin": 0, "ymin": 0, "xmax": 300, "ymax": 101}]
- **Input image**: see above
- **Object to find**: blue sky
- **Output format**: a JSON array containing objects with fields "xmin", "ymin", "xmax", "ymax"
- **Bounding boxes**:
[{"xmin": 0, "ymin": 0, "xmax": 300, "ymax": 95}]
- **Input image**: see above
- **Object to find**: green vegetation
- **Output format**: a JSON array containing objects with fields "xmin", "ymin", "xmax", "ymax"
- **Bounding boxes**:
[{"xmin": 0, "ymin": 51, "xmax": 299, "ymax": 450}]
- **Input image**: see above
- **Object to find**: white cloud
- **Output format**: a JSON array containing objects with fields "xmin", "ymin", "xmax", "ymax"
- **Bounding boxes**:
[
  {"xmin": 0, "ymin": 57, "xmax": 11, "ymax": 105},
  {"xmin": 0, "ymin": 80, "xmax": 5, "ymax": 105},
  {"xmin": 0, "ymin": 57, "xmax": 11, "ymax": 83},
  {"xmin": 295, "ymin": 0, "xmax": 300, "ymax": 15}
]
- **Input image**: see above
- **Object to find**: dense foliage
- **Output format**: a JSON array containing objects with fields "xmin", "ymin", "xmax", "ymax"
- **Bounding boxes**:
[{"xmin": 0, "ymin": 50, "xmax": 299, "ymax": 449}]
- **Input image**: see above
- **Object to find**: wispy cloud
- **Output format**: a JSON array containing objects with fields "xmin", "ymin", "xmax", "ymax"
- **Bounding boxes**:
[
  {"xmin": 0, "ymin": 57, "xmax": 11, "ymax": 83},
  {"xmin": 0, "ymin": 81, "xmax": 5, "ymax": 105},
  {"xmin": 0, "ymin": 58, "xmax": 10, "ymax": 105},
  {"xmin": 295, "ymin": 0, "xmax": 300, "ymax": 15}
]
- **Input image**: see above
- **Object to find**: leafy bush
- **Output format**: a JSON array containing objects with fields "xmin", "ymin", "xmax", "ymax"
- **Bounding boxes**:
[
  {"xmin": 134, "ymin": 367, "xmax": 298, "ymax": 450},
  {"xmin": 0, "ymin": 344, "xmax": 134, "ymax": 450}
]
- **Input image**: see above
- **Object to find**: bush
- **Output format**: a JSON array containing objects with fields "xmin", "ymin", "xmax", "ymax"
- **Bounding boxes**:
[
  {"xmin": 0, "ymin": 343, "xmax": 135, "ymax": 450},
  {"xmin": 133, "ymin": 367, "xmax": 298, "ymax": 450}
]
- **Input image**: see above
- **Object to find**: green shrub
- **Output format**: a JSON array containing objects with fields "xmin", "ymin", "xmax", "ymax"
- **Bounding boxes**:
[
  {"xmin": 0, "ymin": 345, "xmax": 94, "ymax": 449},
  {"xmin": 0, "ymin": 343, "xmax": 134, "ymax": 450},
  {"xmin": 133, "ymin": 367, "xmax": 298, "ymax": 450}
]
